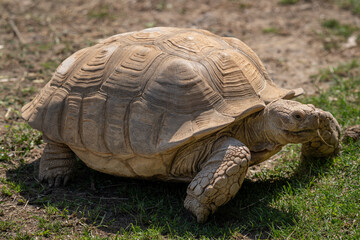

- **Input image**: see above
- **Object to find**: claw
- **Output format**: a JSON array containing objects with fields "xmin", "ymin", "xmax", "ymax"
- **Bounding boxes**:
[
  {"xmin": 38, "ymin": 142, "xmax": 77, "ymax": 188},
  {"xmin": 43, "ymin": 174, "xmax": 72, "ymax": 187}
]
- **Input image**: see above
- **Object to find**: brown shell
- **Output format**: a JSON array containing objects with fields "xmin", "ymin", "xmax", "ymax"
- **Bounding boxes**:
[{"xmin": 22, "ymin": 27, "xmax": 301, "ymax": 156}]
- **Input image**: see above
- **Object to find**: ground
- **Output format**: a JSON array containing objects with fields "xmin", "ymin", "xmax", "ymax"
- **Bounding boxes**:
[{"xmin": 0, "ymin": 0, "xmax": 359, "ymax": 239}]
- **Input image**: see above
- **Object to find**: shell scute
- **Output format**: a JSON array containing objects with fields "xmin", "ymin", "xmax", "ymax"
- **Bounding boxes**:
[
  {"xmin": 62, "ymin": 44, "xmax": 119, "ymax": 93},
  {"xmin": 128, "ymin": 100, "xmax": 165, "ymax": 155},
  {"xmin": 22, "ymin": 83, "xmax": 54, "ymax": 130},
  {"xmin": 43, "ymin": 89, "xmax": 67, "ymax": 143},
  {"xmin": 81, "ymin": 93, "xmax": 108, "ymax": 153},
  {"xmin": 159, "ymin": 30, "xmax": 226, "ymax": 60},
  {"xmin": 104, "ymin": 96, "xmax": 132, "ymax": 155},
  {"xmin": 51, "ymin": 47, "xmax": 90, "ymax": 87},
  {"xmin": 62, "ymin": 93, "xmax": 83, "ymax": 147},
  {"xmin": 223, "ymin": 37, "xmax": 301, "ymax": 102},
  {"xmin": 205, "ymin": 49, "xmax": 257, "ymax": 100},
  {"xmin": 142, "ymin": 57, "xmax": 218, "ymax": 114},
  {"xmin": 100, "ymin": 45, "xmax": 164, "ymax": 97}
]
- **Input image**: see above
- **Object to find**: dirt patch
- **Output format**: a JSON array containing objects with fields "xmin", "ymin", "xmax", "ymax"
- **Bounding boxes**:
[{"xmin": 0, "ymin": 0, "xmax": 359, "ymax": 238}]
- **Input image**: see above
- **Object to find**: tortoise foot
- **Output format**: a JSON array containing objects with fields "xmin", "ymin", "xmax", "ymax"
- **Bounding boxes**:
[
  {"xmin": 184, "ymin": 195, "xmax": 210, "ymax": 223},
  {"xmin": 39, "ymin": 142, "xmax": 77, "ymax": 187},
  {"xmin": 302, "ymin": 110, "xmax": 341, "ymax": 158},
  {"xmin": 184, "ymin": 137, "xmax": 250, "ymax": 223}
]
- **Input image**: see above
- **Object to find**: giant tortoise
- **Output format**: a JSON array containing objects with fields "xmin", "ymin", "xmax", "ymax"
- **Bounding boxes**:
[{"xmin": 22, "ymin": 27, "xmax": 340, "ymax": 222}]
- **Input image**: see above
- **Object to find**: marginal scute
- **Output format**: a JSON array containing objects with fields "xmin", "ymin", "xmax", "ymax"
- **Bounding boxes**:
[
  {"xmin": 43, "ymin": 89, "xmax": 68, "ymax": 143},
  {"xmin": 23, "ymin": 83, "xmax": 54, "ymax": 131},
  {"xmin": 62, "ymin": 93, "xmax": 83, "ymax": 147},
  {"xmin": 81, "ymin": 93, "xmax": 109, "ymax": 153},
  {"xmin": 104, "ymin": 96, "xmax": 132, "ymax": 155},
  {"xmin": 127, "ymin": 155, "xmax": 168, "ymax": 178},
  {"xmin": 128, "ymin": 100, "xmax": 164, "ymax": 155}
]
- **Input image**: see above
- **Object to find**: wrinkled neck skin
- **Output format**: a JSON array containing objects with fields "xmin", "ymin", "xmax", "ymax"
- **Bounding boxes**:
[{"xmin": 234, "ymin": 110, "xmax": 284, "ymax": 166}]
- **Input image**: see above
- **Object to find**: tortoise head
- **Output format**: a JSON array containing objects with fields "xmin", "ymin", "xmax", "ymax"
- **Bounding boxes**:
[{"xmin": 264, "ymin": 99, "xmax": 340, "ymax": 155}]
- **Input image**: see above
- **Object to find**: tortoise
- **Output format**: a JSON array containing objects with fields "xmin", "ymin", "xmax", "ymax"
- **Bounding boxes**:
[{"xmin": 22, "ymin": 27, "xmax": 340, "ymax": 223}]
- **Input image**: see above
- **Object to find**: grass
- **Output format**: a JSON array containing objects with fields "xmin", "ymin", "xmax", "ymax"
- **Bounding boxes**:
[
  {"xmin": 337, "ymin": 0, "xmax": 360, "ymax": 15},
  {"xmin": 87, "ymin": 4, "xmax": 115, "ymax": 20},
  {"xmin": 262, "ymin": 27, "xmax": 281, "ymax": 34},
  {"xmin": 279, "ymin": 0, "xmax": 298, "ymax": 5},
  {"xmin": 322, "ymin": 19, "xmax": 358, "ymax": 38},
  {"xmin": 0, "ymin": 123, "xmax": 42, "ymax": 163},
  {"xmin": 319, "ymin": 19, "xmax": 360, "ymax": 51},
  {"xmin": 0, "ymin": 60, "xmax": 359, "ymax": 239},
  {"xmin": 262, "ymin": 26, "xmax": 289, "ymax": 36}
]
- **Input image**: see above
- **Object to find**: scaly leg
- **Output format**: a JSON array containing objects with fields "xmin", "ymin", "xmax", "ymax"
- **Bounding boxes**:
[
  {"xmin": 184, "ymin": 136, "xmax": 250, "ymax": 223},
  {"xmin": 39, "ymin": 139, "xmax": 77, "ymax": 187},
  {"xmin": 302, "ymin": 110, "xmax": 341, "ymax": 158}
]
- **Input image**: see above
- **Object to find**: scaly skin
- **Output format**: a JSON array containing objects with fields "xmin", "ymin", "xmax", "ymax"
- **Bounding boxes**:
[
  {"xmin": 184, "ymin": 136, "xmax": 250, "ymax": 223},
  {"xmin": 39, "ymin": 139, "xmax": 77, "ymax": 187},
  {"xmin": 301, "ymin": 109, "xmax": 341, "ymax": 158}
]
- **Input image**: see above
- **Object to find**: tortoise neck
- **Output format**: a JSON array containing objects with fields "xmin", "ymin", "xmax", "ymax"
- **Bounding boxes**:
[{"xmin": 235, "ymin": 110, "xmax": 278, "ymax": 152}]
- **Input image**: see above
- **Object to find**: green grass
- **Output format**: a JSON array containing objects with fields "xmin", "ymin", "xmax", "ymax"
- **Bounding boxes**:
[
  {"xmin": 279, "ymin": 0, "xmax": 298, "ymax": 5},
  {"xmin": 0, "ymin": 123, "xmax": 42, "ymax": 163},
  {"xmin": 88, "ymin": 4, "xmax": 115, "ymax": 20},
  {"xmin": 319, "ymin": 19, "xmax": 360, "ymax": 51},
  {"xmin": 309, "ymin": 60, "xmax": 360, "ymax": 126},
  {"xmin": 322, "ymin": 19, "xmax": 358, "ymax": 38},
  {"xmin": 41, "ymin": 60, "xmax": 59, "ymax": 70},
  {"xmin": 145, "ymin": 21, "xmax": 157, "ymax": 28},
  {"xmin": 0, "ymin": 60, "xmax": 359, "ymax": 239},
  {"xmin": 337, "ymin": 0, "xmax": 360, "ymax": 15},
  {"xmin": 266, "ymin": 60, "xmax": 360, "ymax": 238},
  {"xmin": 262, "ymin": 27, "xmax": 281, "ymax": 34}
]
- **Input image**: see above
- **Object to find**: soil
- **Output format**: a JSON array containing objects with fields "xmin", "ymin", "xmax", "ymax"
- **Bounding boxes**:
[{"xmin": 0, "ymin": 0, "xmax": 359, "ymax": 238}]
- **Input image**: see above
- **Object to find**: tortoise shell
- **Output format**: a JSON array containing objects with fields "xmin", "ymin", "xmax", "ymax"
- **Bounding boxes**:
[{"xmin": 22, "ymin": 27, "xmax": 300, "ymax": 159}]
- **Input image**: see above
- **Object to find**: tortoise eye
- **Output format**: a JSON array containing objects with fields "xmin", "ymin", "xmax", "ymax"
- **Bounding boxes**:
[{"xmin": 292, "ymin": 110, "xmax": 305, "ymax": 120}]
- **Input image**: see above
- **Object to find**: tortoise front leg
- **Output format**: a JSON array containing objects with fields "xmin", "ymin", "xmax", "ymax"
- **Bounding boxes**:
[
  {"xmin": 184, "ymin": 136, "xmax": 250, "ymax": 223},
  {"xmin": 302, "ymin": 110, "xmax": 341, "ymax": 159},
  {"xmin": 39, "ymin": 138, "xmax": 77, "ymax": 187}
]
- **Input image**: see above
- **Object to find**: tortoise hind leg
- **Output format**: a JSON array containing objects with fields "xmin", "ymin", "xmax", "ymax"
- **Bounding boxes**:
[
  {"xmin": 184, "ymin": 136, "xmax": 250, "ymax": 223},
  {"xmin": 39, "ymin": 139, "xmax": 77, "ymax": 187}
]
